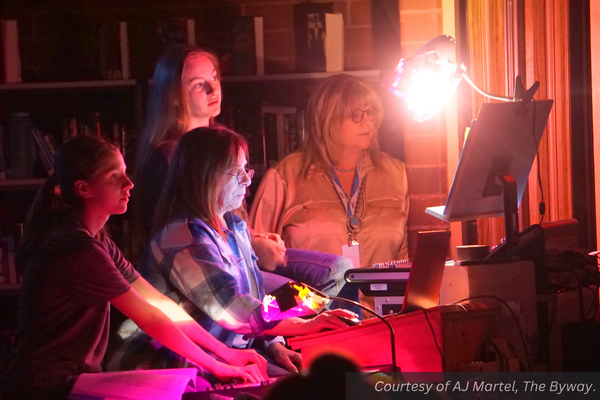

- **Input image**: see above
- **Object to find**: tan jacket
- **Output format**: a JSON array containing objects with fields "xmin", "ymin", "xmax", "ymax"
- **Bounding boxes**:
[{"xmin": 249, "ymin": 152, "xmax": 409, "ymax": 268}]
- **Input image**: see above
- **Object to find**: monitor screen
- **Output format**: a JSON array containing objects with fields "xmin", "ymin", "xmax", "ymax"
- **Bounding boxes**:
[{"xmin": 426, "ymin": 100, "xmax": 553, "ymax": 223}]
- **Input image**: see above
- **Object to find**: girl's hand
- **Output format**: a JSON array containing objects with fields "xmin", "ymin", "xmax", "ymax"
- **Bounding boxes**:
[
  {"xmin": 211, "ymin": 362, "xmax": 267, "ymax": 384},
  {"xmin": 267, "ymin": 342, "xmax": 302, "ymax": 373},
  {"xmin": 220, "ymin": 347, "xmax": 268, "ymax": 378}
]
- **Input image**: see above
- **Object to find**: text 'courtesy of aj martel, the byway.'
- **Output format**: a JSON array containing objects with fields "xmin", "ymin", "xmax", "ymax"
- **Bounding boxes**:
[{"xmin": 373, "ymin": 380, "xmax": 595, "ymax": 396}]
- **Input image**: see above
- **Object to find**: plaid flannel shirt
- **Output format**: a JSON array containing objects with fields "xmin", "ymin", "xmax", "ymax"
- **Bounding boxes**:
[{"xmin": 107, "ymin": 212, "xmax": 282, "ymax": 372}]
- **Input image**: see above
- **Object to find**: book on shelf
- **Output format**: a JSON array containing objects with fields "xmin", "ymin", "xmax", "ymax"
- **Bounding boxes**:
[
  {"xmin": 158, "ymin": 18, "xmax": 196, "ymax": 51},
  {"xmin": 43, "ymin": 131, "xmax": 58, "ymax": 155},
  {"xmin": 31, "ymin": 127, "xmax": 55, "ymax": 176},
  {"xmin": 261, "ymin": 104, "xmax": 304, "ymax": 167},
  {"xmin": 1, "ymin": 235, "xmax": 18, "ymax": 285},
  {"xmin": 98, "ymin": 21, "xmax": 130, "ymax": 80},
  {"xmin": 325, "ymin": 13, "xmax": 344, "ymax": 72},
  {"xmin": 119, "ymin": 21, "xmax": 130, "ymax": 80},
  {"xmin": 0, "ymin": 124, "xmax": 6, "ymax": 180},
  {"xmin": 62, "ymin": 117, "xmax": 77, "ymax": 143},
  {"xmin": 1, "ymin": 19, "xmax": 21, "ymax": 83},
  {"xmin": 111, "ymin": 121, "xmax": 132, "ymax": 162},
  {"xmin": 0, "ymin": 239, "xmax": 4, "ymax": 284},
  {"xmin": 232, "ymin": 16, "xmax": 264, "ymax": 75},
  {"xmin": 8, "ymin": 112, "xmax": 36, "ymax": 179},
  {"xmin": 224, "ymin": 108, "xmax": 264, "ymax": 172},
  {"xmin": 294, "ymin": 2, "xmax": 333, "ymax": 72},
  {"xmin": 187, "ymin": 19, "xmax": 196, "ymax": 45},
  {"xmin": 61, "ymin": 111, "xmax": 125, "ymax": 146},
  {"xmin": 68, "ymin": 368, "xmax": 198, "ymax": 400}
]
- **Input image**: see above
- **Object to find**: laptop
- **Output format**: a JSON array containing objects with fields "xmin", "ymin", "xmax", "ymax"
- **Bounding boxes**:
[{"xmin": 345, "ymin": 230, "xmax": 451, "ymax": 314}]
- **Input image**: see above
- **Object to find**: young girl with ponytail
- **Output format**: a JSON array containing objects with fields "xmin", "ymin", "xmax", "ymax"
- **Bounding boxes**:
[{"xmin": 1, "ymin": 135, "xmax": 266, "ymax": 400}]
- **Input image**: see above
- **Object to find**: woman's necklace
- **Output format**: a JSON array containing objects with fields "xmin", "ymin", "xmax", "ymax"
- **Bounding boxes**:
[
  {"xmin": 345, "ymin": 174, "xmax": 367, "ymax": 243},
  {"xmin": 333, "ymin": 166, "xmax": 357, "ymax": 173}
]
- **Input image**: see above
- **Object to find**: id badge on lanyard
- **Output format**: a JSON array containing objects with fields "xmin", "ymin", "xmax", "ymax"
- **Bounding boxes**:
[
  {"xmin": 331, "ymin": 170, "xmax": 366, "ymax": 270},
  {"xmin": 342, "ymin": 240, "xmax": 360, "ymax": 269}
]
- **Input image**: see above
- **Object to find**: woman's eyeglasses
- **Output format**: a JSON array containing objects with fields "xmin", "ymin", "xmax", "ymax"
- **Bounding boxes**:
[
  {"xmin": 351, "ymin": 108, "xmax": 379, "ymax": 123},
  {"xmin": 223, "ymin": 168, "xmax": 255, "ymax": 184}
]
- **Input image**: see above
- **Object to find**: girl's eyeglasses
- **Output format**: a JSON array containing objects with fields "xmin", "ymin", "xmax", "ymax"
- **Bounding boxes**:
[{"xmin": 223, "ymin": 168, "xmax": 255, "ymax": 184}]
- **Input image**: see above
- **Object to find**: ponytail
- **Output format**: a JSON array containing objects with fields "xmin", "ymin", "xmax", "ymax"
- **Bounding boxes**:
[{"xmin": 17, "ymin": 174, "xmax": 68, "ymax": 273}]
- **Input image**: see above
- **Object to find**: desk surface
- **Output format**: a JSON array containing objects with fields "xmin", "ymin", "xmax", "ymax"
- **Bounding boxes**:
[{"xmin": 288, "ymin": 303, "xmax": 499, "ymax": 372}]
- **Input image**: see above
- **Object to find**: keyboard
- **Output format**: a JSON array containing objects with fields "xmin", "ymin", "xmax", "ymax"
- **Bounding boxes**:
[{"xmin": 182, "ymin": 377, "xmax": 280, "ymax": 399}]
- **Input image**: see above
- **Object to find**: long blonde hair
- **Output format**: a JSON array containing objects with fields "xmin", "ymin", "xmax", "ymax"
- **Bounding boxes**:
[
  {"xmin": 136, "ymin": 45, "xmax": 220, "ymax": 175},
  {"xmin": 300, "ymin": 74, "xmax": 384, "ymax": 177},
  {"xmin": 130, "ymin": 45, "xmax": 221, "ymax": 257}
]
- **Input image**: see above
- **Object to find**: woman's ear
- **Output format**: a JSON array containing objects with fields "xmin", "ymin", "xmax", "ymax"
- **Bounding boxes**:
[{"xmin": 73, "ymin": 180, "xmax": 91, "ymax": 199}]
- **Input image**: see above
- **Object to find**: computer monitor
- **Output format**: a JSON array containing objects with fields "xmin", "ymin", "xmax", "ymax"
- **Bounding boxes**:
[{"xmin": 426, "ymin": 100, "xmax": 554, "ymax": 257}]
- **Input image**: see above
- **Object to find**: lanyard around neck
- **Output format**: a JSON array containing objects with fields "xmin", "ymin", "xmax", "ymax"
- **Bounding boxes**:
[{"xmin": 330, "ymin": 171, "xmax": 368, "ymax": 244}]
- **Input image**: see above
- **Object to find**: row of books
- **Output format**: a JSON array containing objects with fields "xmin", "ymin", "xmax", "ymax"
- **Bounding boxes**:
[
  {"xmin": 227, "ymin": 103, "xmax": 304, "ymax": 173},
  {"xmin": 261, "ymin": 104, "xmax": 304, "ymax": 168},
  {"xmin": 0, "ymin": 115, "xmax": 133, "ymax": 180},
  {"xmin": 2, "ymin": 105, "xmax": 301, "ymax": 180},
  {"xmin": 294, "ymin": 3, "xmax": 344, "ymax": 73},
  {"xmin": 60, "ymin": 117, "xmax": 133, "ymax": 160},
  {"xmin": 232, "ymin": 7, "xmax": 344, "ymax": 75},
  {"xmin": 2, "ymin": 7, "xmax": 344, "ymax": 83}
]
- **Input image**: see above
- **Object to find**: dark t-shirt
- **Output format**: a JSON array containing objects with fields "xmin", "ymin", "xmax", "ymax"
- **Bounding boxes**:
[
  {"xmin": 141, "ymin": 141, "xmax": 178, "ymax": 236},
  {"xmin": 4, "ymin": 217, "xmax": 139, "ymax": 395}
]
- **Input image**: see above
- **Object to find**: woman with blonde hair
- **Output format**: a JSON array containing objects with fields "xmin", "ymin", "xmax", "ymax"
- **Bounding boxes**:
[{"xmin": 250, "ymin": 74, "xmax": 409, "ymax": 309}]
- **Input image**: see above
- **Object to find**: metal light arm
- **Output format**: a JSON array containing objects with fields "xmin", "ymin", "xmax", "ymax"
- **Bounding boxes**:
[
  {"xmin": 462, "ymin": 73, "xmax": 513, "ymax": 102},
  {"xmin": 385, "ymin": 35, "xmax": 542, "ymax": 121}
]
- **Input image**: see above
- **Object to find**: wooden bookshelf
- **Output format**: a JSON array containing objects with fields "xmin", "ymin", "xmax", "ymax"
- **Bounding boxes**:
[
  {"xmin": 0, "ymin": 79, "xmax": 138, "ymax": 91},
  {"xmin": 221, "ymin": 69, "xmax": 380, "ymax": 83},
  {"xmin": 0, "ymin": 283, "xmax": 21, "ymax": 292},
  {"xmin": 0, "ymin": 179, "xmax": 45, "ymax": 190}
]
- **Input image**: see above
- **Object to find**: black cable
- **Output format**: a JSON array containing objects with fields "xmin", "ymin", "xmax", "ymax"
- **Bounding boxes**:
[
  {"xmin": 568, "ymin": 269, "xmax": 585, "ymax": 321},
  {"xmin": 297, "ymin": 281, "xmax": 399, "ymax": 375},
  {"xmin": 582, "ymin": 285, "xmax": 599, "ymax": 320},
  {"xmin": 593, "ymin": 255, "xmax": 600, "ymax": 318},
  {"xmin": 448, "ymin": 295, "xmax": 532, "ymax": 372},
  {"xmin": 483, "ymin": 340, "xmax": 521, "ymax": 400},
  {"xmin": 594, "ymin": 285, "xmax": 599, "ymax": 320},
  {"xmin": 299, "ymin": 282, "xmax": 400, "ymax": 374},
  {"xmin": 420, "ymin": 307, "xmax": 445, "ymax": 368},
  {"xmin": 531, "ymin": 100, "xmax": 545, "ymax": 224},
  {"xmin": 397, "ymin": 306, "xmax": 445, "ymax": 366},
  {"xmin": 456, "ymin": 303, "xmax": 468, "ymax": 313},
  {"xmin": 547, "ymin": 294, "xmax": 557, "ymax": 338},
  {"xmin": 591, "ymin": 255, "xmax": 600, "ymax": 319},
  {"xmin": 327, "ymin": 295, "xmax": 399, "ymax": 375},
  {"xmin": 482, "ymin": 339, "xmax": 509, "ymax": 372}
]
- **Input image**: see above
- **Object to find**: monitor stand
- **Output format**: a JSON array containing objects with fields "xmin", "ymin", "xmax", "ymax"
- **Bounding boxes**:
[{"xmin": 486, "ymin": 173, "xmax": 519, "ymax": 261}]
